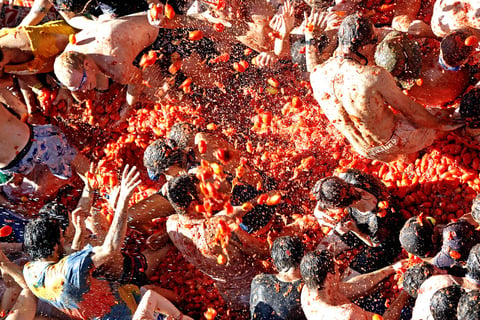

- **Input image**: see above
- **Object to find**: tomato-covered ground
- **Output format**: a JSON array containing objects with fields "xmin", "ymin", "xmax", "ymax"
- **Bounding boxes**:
[{"xmin": 33, "ymin": 1, "xmax": 480, "ymax": 318}]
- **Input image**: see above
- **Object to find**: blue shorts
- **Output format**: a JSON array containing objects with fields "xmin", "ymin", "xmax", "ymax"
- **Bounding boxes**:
[{"xmin": 1, "ymin": 125, "xmax": 77, "ymax": 179}]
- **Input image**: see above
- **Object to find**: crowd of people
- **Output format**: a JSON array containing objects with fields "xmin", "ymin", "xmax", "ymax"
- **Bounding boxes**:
[{"xmin": 0, "ymin": 0, "xmax": 480, "ymax": 319}]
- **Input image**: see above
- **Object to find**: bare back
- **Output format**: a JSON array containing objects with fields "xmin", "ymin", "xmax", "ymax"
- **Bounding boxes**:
[
  {"xmin": 310, "ymin": 57, "xmax": 397, "ymax": 152},
  {"xmin": 431, "ymin": 0, "xmax": 480, "ymax": 37},
  {"xmin": 0, "ymin": 106, "xmax": 30, "ymax": 168},
  {"xmin": 64, "ymin": 14, "xmax": 159, "ymax": 77}
]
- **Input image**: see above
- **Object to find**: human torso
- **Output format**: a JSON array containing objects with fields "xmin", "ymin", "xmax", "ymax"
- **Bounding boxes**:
[
  {"xmin": 411, "ymin": 275, "xmax": 458, "ymax": 320},
  {"xmin": 0, "ymin": 106, "xmax": 29, "ymax": 168},
  {"xmin": 166, "ymin": 214, "xmax": 258, "ymax": 283},
  {"xmin": 250, "ymin": 274, "xmax": 305, "ymax": 320},
  {"xmin": 23, "ymin": 246, "xmax": 139, "ymax": 320},
  {"xmin": 310, "ymin": 56, "xmax": 397, "ymax": 153},
  {"xmin": 301, "ymin": 287, "xmax": 372, "ymax": 320},
  {"xmin": 431, "ymin": 0, "xmax": 480, "ymax": 37},
  {"xmin": 64, "ymin": 15, "xmax": 158, "ymax": 81}
]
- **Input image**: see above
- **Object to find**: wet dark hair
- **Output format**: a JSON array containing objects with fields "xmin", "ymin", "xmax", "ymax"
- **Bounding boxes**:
[
  {"xmin": 459, "ymin": 88, "xmax": 480, "ymax": 129},
  {"xmin": 168, "ymin": 122, "xmax": 196, "ymax": 150},
  {"xmin": 430, "ymin": 284, "xmax": 464, "ymax": 320},
  {"xmin": 24, "ymin": 217, "xmax": 62, "ymax": 260},
  {"xmin": 399, "ymin": 216, "xmax": 436, "ymax": 258},
  {"xmin": 300, "ymin": 250, "xmax": 334, "ymax": 290},
  {"xmin": 312, "ymin": 176, "xmax": 360, "ymax": 209},
  {"xmin": 374, "ymin": 31, "xmax": 422, "ymax": 81},
  {"xmin": 457, "ymin": 290, "xmax": 480, "ymax": 320},
  {"xmin": 466, "ymin": 244, "xmax": 480, "ymax": 283},
  {"xmin": 338, "ymin": 14, "xmax": 376, "ymax": 50},
  {"xmin": 271, "ymin": 236, "xmax": 305, "ymax": 272},
  {"xmin": 166, "ymin": 174, "xmax": 199, "ymax": 214},
  {"xmin": 402, "ymin": 262, "xmax": 435, "ymax": 298},
  {"xmin": 143, "ymin": 139, "xmax": 185, "ymax": 178},
  {"xmin": 471, "ymin": 194, "xmax": 480, "ymax": 224},
  {"xmin": 440, "ymin": 29, "xmax": 474, "ymax": 69},
  {"xmin": 39, "ymin": 201, "xmax": 69, "ymax": 232}
]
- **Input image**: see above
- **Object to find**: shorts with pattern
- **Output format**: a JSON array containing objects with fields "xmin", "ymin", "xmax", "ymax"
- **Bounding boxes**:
[{"xmin": 0, "ymin": 125, "xmax": 77, "ymax": 179}]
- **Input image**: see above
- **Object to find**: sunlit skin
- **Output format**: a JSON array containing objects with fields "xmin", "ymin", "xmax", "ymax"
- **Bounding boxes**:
[{"xmin": 430, "ymin": 0, "xmax": 480, "ymax": 38}]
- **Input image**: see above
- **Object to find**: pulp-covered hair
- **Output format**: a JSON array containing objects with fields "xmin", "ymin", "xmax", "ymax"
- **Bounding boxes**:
[
  {"xmin": 459, "ymin": 88, "xmax": 480, "ymax": 129},
  {"xmin": 54, "ymin": 51, "xmax": 87, "ymax": 87},
  {"xmin": 143, "ymin": 139, "xmax": 185, "ymax": 178},
  {"xmin": 24, "ymin": 218, "xmax": 62, "ymax": 260},
  {"xmin": 430, "ymin": 284, "xmax": 465, "ymax": 320},
  {"xmin": 466, "ymin": 243, "xmax": 480, "ymax": 283},
  {"xmin": 166, "ymin": 174, "xmax": 199, "ymax": 214},
  {"xmin": 457, "ymin": 290, "xmax": 480, "ymax": 320},
  {"xmin": 440, "ymin": 29, "xmax": 474, "ymax": 69},
  {"xmin": 374, "ymin": 31, "xmax": 422, "ymax": 81},
  {"xmin": 312, "ymin": 176, "xmax": 360, "ymax": 209},
  {"xmin": 168, "ymin": 122, "xmax": 196, "ymax": 150},
  {"xmin": 402, "ymin": 262, "xmax": 435, "ymax": 298},
  {"xmin": 39, "ymin": 201, "xmax": 69, "ymax": 232},
  {"xmin": 271, "ymin": 236, "xmax": 305, "ymax": 272},
  {"xmin": 338, "ymin": 14, "xmax": 375, "ymax": 50},
  {"xmin": 300, "ymin": 250, "xmax": 334, "ymax": 290},
  {"xmin": 399, "ymin": 216, "xmax": 435, "ymax": 258}
]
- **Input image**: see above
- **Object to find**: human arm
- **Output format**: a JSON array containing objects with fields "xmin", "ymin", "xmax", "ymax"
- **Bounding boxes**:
[
  {"xmin": 304, "ymin": 9, "xmax": 340, "ymax": 72},
  {"xmin": 91, "ymin": 165, "xmax": 141, "ymax": 268},
  {"xmin": 339, "ymin": 259, "xmax": 408, "ymax": 300},
  {"xmin": 71, "ymin": 208, "xmax": 88, "ymax": 251},
  {"xmin": 232, "ymin": 226, "xmax": 270, "ymax": 259},
  {"xmin": 377, "ymin": 68, "xmax": 464, "ymax": 130},
  {"xmin": 271, "ymin": 0, "xmax": 295, "ymax": 59},
  {"xmin": 0, "ymin": 249, "xmax": 28, "ymax": 290},
  {"xmin": 57, "ymin": 10, "xmax": 96, "ymax": 30},
  {"xmin": 19, "ymin": 0, "xmax": 53, "ymax": 26},
  {"xmin": 381, "ymin": 291, "xmax": 410, "ymax": 320},
  {"xmin": 133, "ymin": 289, "xmax": 193, "ymax": 320}
]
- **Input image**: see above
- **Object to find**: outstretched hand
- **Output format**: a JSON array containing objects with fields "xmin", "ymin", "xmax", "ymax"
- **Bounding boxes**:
[
  {"xmin": 302, "ymin": 8, "xmax": 341, "ymax": 36},
  {"xmin": 117, "ymin": 165, "xmax": 141, "ymax": 208},
  {"xmin": 269, "ymin": 0, "xmax": 295, "ymax": 38}
]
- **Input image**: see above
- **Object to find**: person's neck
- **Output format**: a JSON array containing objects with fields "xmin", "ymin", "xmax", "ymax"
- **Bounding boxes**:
[
  {"xmin": 463, "ymin": 274, "xmax": 480, "ymax": 290},
  {"xmin": 276, "ymin": 267, "xmax": 302, "ymax": 282},
  {"xmin": 335, "ymin": 46, "xmax": 367, "ymax": 65}
]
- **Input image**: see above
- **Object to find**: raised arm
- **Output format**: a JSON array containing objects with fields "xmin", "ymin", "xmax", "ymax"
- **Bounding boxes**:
[
  {"xmin": 91, "ymin": 165, "xmax": 141, "ymax": 268},
  {"xmin": 19, "ymin": 0, "xmax": 53, "ymax": 26}
]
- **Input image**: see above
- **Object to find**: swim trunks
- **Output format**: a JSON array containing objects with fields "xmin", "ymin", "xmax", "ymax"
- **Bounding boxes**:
[
  {"xmin": 364, "ymin": 114, "xmax": 440, "ymax": 162},
  {"xmin": 0, "ymin": 125, "xmax": 78, "ymax": 180}
]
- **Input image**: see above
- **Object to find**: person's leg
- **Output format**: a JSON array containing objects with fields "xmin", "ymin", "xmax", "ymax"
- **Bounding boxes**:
[{"xmin": 4, "ymin": 289, "xmax": 36, "ymax": 320}]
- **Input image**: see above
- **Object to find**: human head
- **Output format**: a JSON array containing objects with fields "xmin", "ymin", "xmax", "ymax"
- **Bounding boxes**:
[
  {"xmin": 166, "ymin": 174, "xmax": 199, "ymax": 214},
  {"xmin": 312, "ymin": 176, "xmax": 361, "ymax": 210},
  {"xmin": 300, "ymin": 250, "xmax": 335, "ymax": 290},
  {"xmin": 271, "ymin": 236, "xmax": 305, "ymax": 272},
  {"xmin": 374, "ymin": 31, "xmax": 422, "ymax": 82},
  {"xmin": 39, "ymin": 201, "xmax": 70, "ymax": 232},
  {"xmin": 457, "ymin": 290, "xmax": 480, "ymax": 320},
  {"xmin": 402, "ymin": 262, "xmax": 435, "ymax": 298},
  {"xmin": 439, "ymin": 29, "xmax": 475, "ymax": 71},
  {"xmin": 168, "ymin": 122, "xmax": 196, "ymax": 150},
  {"xmin": 399, "ymin": 216, "xmax": 436, "ymax": 258},
  {"xmin": 430, "ymin": 284, "xmax": 464, "ymax": 320},
  {"xmin": 466, "ymin": 244, "xmax": 480, "ymax": 283},
  {"xmin": 458, "ymin": 88, "xmax": 480, "ymax": 129},
  {"xmin": 24, "ymin": 217, "xmax": 62, "ymax": 260},
  {"xmin": 338, "ymin": 14, "xmax": 376, "ymax": 51},
  {"xmin": 143, "ymin": 139, "xmax": 185, "ymax": 181},
  {"xmin": 54, "ymin": 51, "xmax": 96, "ymax": 92}
]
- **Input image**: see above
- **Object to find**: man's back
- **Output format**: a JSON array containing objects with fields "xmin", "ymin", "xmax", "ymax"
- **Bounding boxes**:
[
  {"xmin": 301, "ymin": 287, "xmax": 373, "ymax": 320},
  {"xmin": 64, "ymin": 14, "xmax": 158, "ymax": 67},
  {"xmin": 310, "ymin": 56, "xmax": 397, "ymax": 153}
]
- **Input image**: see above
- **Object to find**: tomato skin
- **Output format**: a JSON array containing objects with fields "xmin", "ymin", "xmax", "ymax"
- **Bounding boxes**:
[
  {"xmin": 188, "ymin": 30, "xmax": 204, "ymax": 41},
  {"xmin": 164, "ymin": 4, "xmax": 175, "ymax": 19}
]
